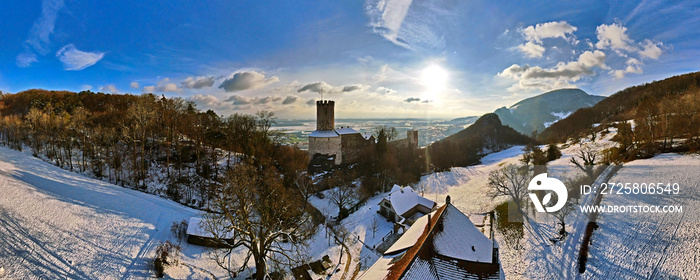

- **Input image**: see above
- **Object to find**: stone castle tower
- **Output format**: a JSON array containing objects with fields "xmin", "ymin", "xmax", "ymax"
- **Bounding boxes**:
[
  {"xmin": 316, "ymin": 100, "xmax": 335, "ymax": 131},
  {"xmin": 308, "ymin": 100, "xmax": 417, "ymax": 167}
]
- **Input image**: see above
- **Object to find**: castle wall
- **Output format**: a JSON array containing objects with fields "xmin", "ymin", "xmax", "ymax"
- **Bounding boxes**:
[
  {"xmin": 309, "ymin": 136, "xmax": 342, "ymax": 165},
  {"xmin": 340, "ymin": 133, "xmax": 372, "ymax": 164},
  {"xmin": 389, "ymin": 130, "xmax": 419, "ymax": 149}
]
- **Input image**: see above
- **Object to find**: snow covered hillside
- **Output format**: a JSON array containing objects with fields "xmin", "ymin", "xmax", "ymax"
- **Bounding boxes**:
[
  {"xmin": 0, "ymin": 146, "xmax": 222, "ymax": 279},
  {"xmin": 583, "ymin": 153, "xmax": 700, "ymax": 279},
  {"xmin": 411, "ymin": 126, "xmax": 700, "ymax": 279}
]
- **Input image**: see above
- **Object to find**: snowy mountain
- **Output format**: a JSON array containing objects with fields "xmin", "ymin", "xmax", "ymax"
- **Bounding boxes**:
[{"xmin": 493, "ymin": 88, "xmax": 604, "ymax": 136}]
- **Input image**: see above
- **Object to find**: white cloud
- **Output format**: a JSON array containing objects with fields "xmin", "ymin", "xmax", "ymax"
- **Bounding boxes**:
[
  {"xmin": 498, "ymin": 50, "xmax": 607, "ymax": 91},
  {"xmin": 593, "ymin": 22, "xmax": 664, "ymax": 78},
  {"xmin": 516, "ymin": 21, "xmax": 576, "ymax": 58},
  {"xmin": 56, "ymin": 44, "xmax": 105, "ymax": 70},
  {"xmin": 517, "ymin": 41, "xmax": 546, "ymax": 58},
  {"xmin": 15, "ymin": 52, "xmax": 38, "ymax": 68},
  {"xmin": 341, "ymin": 84, "xmax": 368, "ymax": 92},
  {"xmin": 189, "ymin": 94, "xmax": 233, "ymax": 111},
  {"xmin": 181, "ymin": 76, "xmax": 215, "ymax": 89},
  {"xmin": 595, "ymin": 23, "xmax": 637, "ymax": 52},
  {"xmin": 297, "ymin": 81, "xmax": 334, "ymax": 94},
  {"xmin": 100, "ymin": 84, "xmax": 118, "ymax": 94},
  {"xmin": 143, "ymin": 78, "xmax": 181, "ymax": 93},
  {"xmin": 610, "ymin": 58, "xmax": 644, "ymax": 79},
  {"xmin": 640, "ymin": 39, "xmax": 663, "ymax": 59},
  {"xmin": 223, "ymin": 95, "xmax": 282, "ymax": 105},
  {"xmin": 521, "ymin": 21, "xmax": 577, "ymax": 44},
  {"xmin": 224, "ymin": 95, "xmax": 251, "ymax": 105},
  {"xmin": 81, "ymin": 85, "xmax": 93, "ymax": 91},
  {"xmin": 376, "ymin": 86, "xmax": 397, "ymax": 95},
  {"xmin": 26, "ymin": 0, "xmax": 65, "ymax": 55},
  {"xmin": 365, "ymin": 0, "xmax": 446, "ymax": 51},
  {"xmin": 130, "ymin": 82, "xmax": 139, "ymax": 89},
  {"xmin": 365, "ymin": 0, "xmax": 413, "ymax": 48},
  {"xmin": 158, "ymin": 83, "xmax": 180, "ymax": 92},
  {"xmin": 219, "ymin": 71, "xmax": 279, "ymax": 92}
]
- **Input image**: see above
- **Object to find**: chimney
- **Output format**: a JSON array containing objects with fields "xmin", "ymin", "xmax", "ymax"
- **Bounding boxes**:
[
  {"xmin": 427, "ymin": 214, "xmax": 431, "ymax": 229},
  {"xmin": 445, "ymin": 195, "xmax": 451, "ymax": 205}
]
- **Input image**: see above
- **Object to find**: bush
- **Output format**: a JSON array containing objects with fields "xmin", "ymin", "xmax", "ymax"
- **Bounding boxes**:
[
  {"xmin": 546, "ymin": 143, "xmax": 562, "ymax": 162},
  {"xmin": 154, "ymin": 258, "xmax": 165, "ymax": 278},
  {"xmin": 153, "ymin": 240, "xmax": 181, "ymax": 278}
]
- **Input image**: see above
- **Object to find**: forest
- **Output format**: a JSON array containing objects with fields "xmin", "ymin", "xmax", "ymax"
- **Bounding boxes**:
[{"xmin": 0, "ymin": 89, "xmax": 309, "ymax": 209}]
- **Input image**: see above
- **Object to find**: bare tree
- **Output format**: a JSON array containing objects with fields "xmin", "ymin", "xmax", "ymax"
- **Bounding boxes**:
[
  {"xmin": 550, "ymin": 202, "xmax": 573, "ymax": 241},
  {"xmin": 292, "ymin": 171, "xmax": 314, "ymax": 204},
  {"xmin": 327, "ymin": 171, "xmax": 358, "ymax": 221},
  {"xmin": 571, "ymin": 146, "xmax": 598, "ymax": 180},
  {"xmin": 204, "ymin": 162, "xmax": 312, "ymax": 280},
  {"xmin": 414, "ymin": 181, "xmax": 428, "ymax": 197},
  {"xmin": 488, "ymin": 164, "xmax": 531, "ymax": 213},
  {"xmin": 370, "ymin": 217, "xmax": 380, "ymax": 238},
  {"xmin": 374, "ymin": 125, "xmax": 398, "ymax": 141}
]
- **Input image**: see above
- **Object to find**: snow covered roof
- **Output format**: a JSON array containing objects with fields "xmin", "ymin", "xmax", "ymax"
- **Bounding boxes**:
[
  {"xmin": 186, "ymin": 217, "xmax": 234, "ymax": 239},
  {"xmin": 385, "ymin": 209, "xmax": 431, "ymax": 254},
  {"xmin": 309, "ymin": 127, "xmax": 363, "ymax": 138},
  {"xmin": 335, "ymin": 127, "xmax": 359, "ymax": 135},
  {"xmin": 432, "ymin": 204, "xmax": 493, "ymax": 263},
  {"xmin": 309, "ymin": 130, "xmax": 339, "ymax": 138},
  {"xmin": 360, "ymin": 203, "xmax": 499, "ymax": 280},
  {"xmin": 387, "ymin": 185, "xmax": 436, "ymax": 217}
]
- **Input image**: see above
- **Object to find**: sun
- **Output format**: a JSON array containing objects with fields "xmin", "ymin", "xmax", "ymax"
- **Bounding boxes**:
[{"xmin": 420, "ymin": 64, "xmax": 448, "ymax": 95}]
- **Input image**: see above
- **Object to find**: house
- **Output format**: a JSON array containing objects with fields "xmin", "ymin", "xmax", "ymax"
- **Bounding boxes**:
[
  {"xmin": 379, "ymin": 185, "xmax": 436, "ymax": 226},
  {"xmin": 186, "ymin": 217, "xmax": 234, "ymax": 248},
  {"xmin": 361, "ymin": 197, "xmax": 501, "ymax": 280}
]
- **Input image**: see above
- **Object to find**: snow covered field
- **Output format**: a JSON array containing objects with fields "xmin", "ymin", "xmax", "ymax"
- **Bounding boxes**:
[
  {"xmin": 0, "ymin": 146, "xmax": 223, "ymax": 279},
  {"xmin": 583, "ymin": 153, "xmax": 700, "ymax": 279},
  {"xmin": 409, "ymin": 127, "xmax": 700, "ymax": 279}
]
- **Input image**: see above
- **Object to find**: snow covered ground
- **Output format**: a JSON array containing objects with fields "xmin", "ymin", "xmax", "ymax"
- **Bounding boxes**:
[
  {"xmin": 2, "ymin": 122, "xmax": 698, "ymax": 280},
  {"xmin": 0, "ymin": 146, "xmax": 224, "ymax": 279},
  {"xmin": 583, "ymin": 153, "xmax": 700, "ymax": 279}
]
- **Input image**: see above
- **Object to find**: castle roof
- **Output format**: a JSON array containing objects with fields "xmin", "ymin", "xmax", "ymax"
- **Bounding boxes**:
[
  {"xmin": 309, "ymin": 130, "xmax": 339, "ymax": 138},
  {"xmin": 335, "ymin": 127, "xmax": 359, "ymax": 135},
  {"xmin": 308, "ymin": 127, "xmax": 361, "ymax": 138}
]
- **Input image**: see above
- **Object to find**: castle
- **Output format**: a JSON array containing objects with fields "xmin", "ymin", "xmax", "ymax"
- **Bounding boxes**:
[{"xmin": 308, "ymin": 100, "xmax": 418, "ymax": 165}]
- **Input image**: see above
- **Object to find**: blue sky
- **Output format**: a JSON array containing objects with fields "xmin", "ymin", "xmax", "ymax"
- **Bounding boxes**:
[{"xmin": 1, "ymin": 0, "xmax": 699, "ymax": 119}]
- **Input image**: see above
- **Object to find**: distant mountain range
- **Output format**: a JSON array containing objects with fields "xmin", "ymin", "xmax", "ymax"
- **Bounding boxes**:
[
  {"xmin": 453, "ymin": 88, "xmax": 604, "ymax": 137},
  {"xmin": 494, "ymin": 88, "xmax": 605, "ymax": 136},
  {"xmin": 540, "ymin": 71, "xmax": 700, "ymax": 143}
]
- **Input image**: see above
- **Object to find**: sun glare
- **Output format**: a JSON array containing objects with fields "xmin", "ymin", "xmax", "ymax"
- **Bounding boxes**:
[{"xmin": 420, "ymin": 64, "xmax": 448, "ymax": 95}]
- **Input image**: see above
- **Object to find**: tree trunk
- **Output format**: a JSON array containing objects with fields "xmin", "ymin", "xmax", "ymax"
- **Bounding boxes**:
[{"xmin": 255, "ymin": 255, "xmax": 266, "ymax": 280}]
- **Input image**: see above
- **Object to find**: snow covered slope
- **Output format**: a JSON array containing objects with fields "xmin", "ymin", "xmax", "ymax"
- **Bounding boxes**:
[
  {"xmin": 0, "ymin": 146, "xmax": 221, "ymax": 279},
  {"xmin": 583, "ymin": 153, "xmax": 700, "ymax": 279}
]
